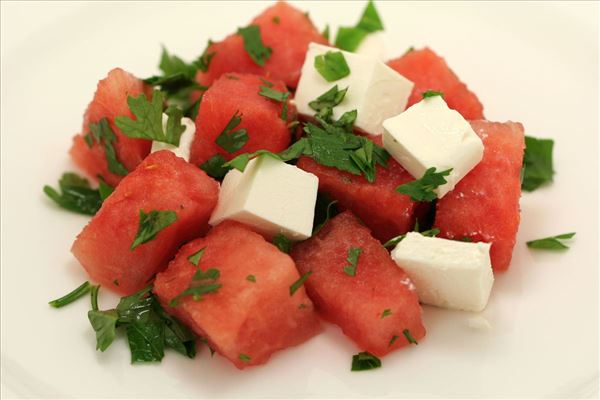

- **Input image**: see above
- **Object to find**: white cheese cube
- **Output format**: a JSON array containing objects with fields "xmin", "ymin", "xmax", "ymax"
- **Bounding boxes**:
[
  {"xmin": 382, "ymin": 96, "xmax": 484, "ymax": 198},
  {"xmin": 354, "ymin": 31, "xmax": 387, "ymax": 60},
  {"xmin": 209, "ymin": 155, "xmax": 319, "ymax": 240},
  {"xmin": 391, "ymin": 232, "xmax": 494, "ymax": 312},
  {"xmin": 151, "ymin": 114, "xmax": 196, "ymax": 162},
  {"xmin": 295, "ymin": 43, "xmax": 413, "ymax": 136}
]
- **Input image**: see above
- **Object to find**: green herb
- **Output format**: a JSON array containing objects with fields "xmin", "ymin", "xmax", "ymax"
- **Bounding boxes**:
[
  {"xmin": 308, "ymin": 85, "xmax": 348, "ymax": 118},
  {"xmin": 314, "ymin": 51, "xmax": 351, "ymax": 82},
  {"xmin": 169, "ymin": 268, "xmax": 222, "ymax": 306},
  {"xmin": 404, "ymin": 46, "xmax": 415, "ymax": 55},
  {"xmin": 200, "ymin": 154, "xmax": 230, "ymax": 179},
  {"xmin": 272, "ymin": 16, "xmax": 280, "ymax": 24},
  {"xmin": 48, "ymin": 281, "xmax": 91, "ymax": 308},
  {"xmin": 239, "ymin": 353, "xmax": 251, "ymax": 363},
  {"xmin": 383, "ymin": 234, "xmax": 405, "ymax": 249},
  {"xmin": 396, "ymin": 167, "xmax": 452, "ymax": 201},
  {"xmin": 215, "ymin": 111, "xmax": 249, "ymax": 153},
  {"xmin": 199, "ymin": 337, "xmax": 215, "ymax": 357},
  {"xmin": 460, "ymin": 237, "xmax": 473, "ymax": 242},
  {"xmin": 258, "ymin": 85, "xmax": 290, "ymax": 120},
  {"xmin": 388, "ymin": 335, "xmax": 399, "ymax": 347},
  {"xmin": 526, "ymin": 232, "xmax": 575, "ymax": 250},
  {"xmin": 237, "ymin": 25, "xmax": 272, "ymax": 66},
  {"xmin": 335, "ymin": 1, "xmax": 383, "ymax": 52},
  {"xmin": 115, "ymin": 90, "xmax": 186, "ymax": 146},
  {"xmin": 131, "ymin": 210, "xmax": 178, "ymax": 250},
  {"xmin": 313, "ymin": 198, "xmax": 338, "ymax": 235},
  {"xmin": 522, "ymin": 136, "xmax": 554, "ymax": 192},
  {"xmin": 223, "ymin": 139, "xmax": 307, "ymax": 172},
  {"xmin": 90, "ymin": 285, "xmax": 100, "ymax": 311},
  {"xmin": 343, "ymin": 247, "xmax": 362, "ymax": 277},
  {"xmin": 290, "ymin": 271, "xmax": 312, "ymax": 296},
  {"xmin": 403, "ymin": 328, "xmax": 418, "ymax": 345},
  {"xmin": 273, "ymin": 234, "xmax": 292, "ymax": 254},
  {"xmin": 187, "ymin": 247, "xmax": 207, "ymax": 266},
  {"xmin": 322, "ymin": 24, "xmax": 330, "ymax": 41},
  {"xmin": 421, "ymin": 228, "xmax": 440, "ymax": 237},
  {"xmin": 298, "ymin": 303, "xmax": 307, "ymax": 309},
  {"xmin": 185, "ymin": 98, "xmax": 201, "ymax": 120},
  {"xmin": 195, "ymin": 40, "xmax": 215, "ymax": 73},
  {"xmin": 98, "ymin": 178, "xmax": 114, "ymax": 201},
  {"xmin": 381, "ymin": 309, "xmax": 392, "ymax": 319},
  {"xmin": 43, "ymin": 173, "xmax": 103, "ymax": 215},
  {"xmin": 422, "ymin": 90, "xmax": 444, "ymax": 99},
  {"xmin": 85, "ymin": 118, "xmax": 129, "ymax": 176},
  {"xmin": 351, "ymin": 351, "xmax": 382, "ymax": 371},
  {"xmin": 260, "ymin": 77, "xmax": 274, "ymax": 87},
  {"xmin": 246, "ymin": 275, "xmax": 256, "ymax": 283},
  {"xmin": 88, "ymin": 309, "xmax": 119, "ymax": 351}
]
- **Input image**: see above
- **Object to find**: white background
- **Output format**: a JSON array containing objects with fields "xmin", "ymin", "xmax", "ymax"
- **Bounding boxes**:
[{"xmin": 1, "ymin": 1, "xmax": 598, "ymax": 398}]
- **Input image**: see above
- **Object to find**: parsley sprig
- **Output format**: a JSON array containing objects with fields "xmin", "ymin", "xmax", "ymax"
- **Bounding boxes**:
[
  {"xmin": 237, "ymin": 25, "xmax": 272, "ymax": 66},
  {"xmin": 215, "ymin": 111, "xmax": 249, "ymax": 153},
  {"xmin": 131, "ymin": 210, "xmax": 178, "ymax": 250},
  {"xmin": 335, "ymin": 1, "xmax": 384, "ymax": 52},
  {"xmin": 48, "ymin": 281, "xmax": 92, "ymax": 308},
  {"xmin": 526, "ymin": 232, "xmax": 575, "ymax": 250},
  {"xmin": 169, "ymin": 268, "xmax": 222, "ymax": 306},
  {"xmin": 314, "ymin": 51, "xmax": 351, "ymax": 82},
  {"xmin": 84, "ymin": 118, "xmax": 129, "ymax": 176},
  {"xmin": 522, "ymin": 135, "xmax": 554, "ymax": 192},
  {"xmin": 395, "ymin": 167, "xmax": 452, "ymax": 201},
  {"xmin": 43, "ymin": 172, "xmax": 105, "ymax": 216},
  {"xmin": 351, "ymin": 351, "xmax": 381, "ymax": 371}
]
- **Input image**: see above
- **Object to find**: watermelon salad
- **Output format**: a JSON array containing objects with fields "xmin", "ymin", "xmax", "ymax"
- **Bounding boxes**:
[{"xmin": 44, "ymin": 1, "xmax": 570, "ymax": 371}]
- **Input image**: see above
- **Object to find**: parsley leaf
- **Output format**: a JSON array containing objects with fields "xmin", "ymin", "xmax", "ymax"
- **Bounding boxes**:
[
  {"xmin": 131, "ymin": 210, "xmax": 178, "ymax": 250},
  {"xmin": 343, "ymin": 247, "xmax": 362, "ymax": 277},
  {"xmin": 144, "ymin": 47, "xmax": 206, "ymax": 98},
  {"xmin": 237, "ymin": 25, "xmax": 272, "ymax": 66},
  {"xmin": 403, "ymin": 328, "xmax": 418, "ymax": 345},
  {"xmin": 313, "ymin": 197, "xmax": 339, "ymax": 235},
  {"xmin": 215, "ymin": 111, "xmax": 249, "ymax": 153},
  {"xmin": 43, "ymin": 173, "xmax": 103, "ymax": 215},
  {"xmin": 381, "ymin": 309, "xmax": 392, "ymax": 319},
  {"xmin": 239, "ymin": 353, "xmax": 252, "ymax": 363},
  {"xmin": 48, "ymin": 281, "xmax": 91, "ymax": 308},
  {"xmin": 522, "ymin": 136, "xmax": 554, "ymax": 192},
  {"xmin": 273, "ymin": 234, "xmax": 292, "ymax": 254},
  {"xmin": 351, "ymin": 351, "xmax": 382, "ymax": 371},
  {"xmin": 314, "ymin": 51, "xmax": 351, "ymax": 82},
  {"xmin": 388, "ymin": 335, "xmax": 399, "ymax": 347},
  {"xmin": 526, "ymin": 232, "xmax": 575, "ymax": 250},
  {"xmin": 258, "ymin": 85, "xmax": 290, "ymax": 120},
  {"xmin": 194, "ymin": 40, "xmax": 216, "ymax": 73},
  {"xmin": 308, "ymin": 85, "xmax": 348, "ymax": 118},
  {"xmin": 85, "ymin": 118, "xmax": 129, "ymax": 176},
  {"xmin": 396, "ymin": 167, "xmax": 452, "ymax": 201},
  {"xmin": 187, "ymin": 247, "xmax": 207, "ymax": 266},
  {"xmin": 88, "ymin": 309, "xmax": 119, "ymax": 352},
  {"xmin": 383, "ymin": 234, "xmax": 405, "ymax": 249},
  {"xmin": 224, "ymin": 140, "xmax": 308, "ymax": 172},
  {"xmin": 335, "ymin": 1, "xmax": 383, "ymax": 52},
  {"xmin": 246, "ymin": 275, "xmax": 257, "ymax": 283},
  {"xmin": 98, "ymin": 178, "xmax": 114, "ymax": 201},
  {"xmin": 169, "ymin": 268, "xmax": 222, "ymax": 306},
  {"xmin": 290, "ymin": 271, "xmax": 312, "ymax": 296},
  {"xmin": 200, "ymin": 154, "xmax": 230, "ymax": 179},
  {"xmin": 422, "ymin": 90, "xmax": 444, "ymax": 99},
  {"xmin": 322, "ymin": 24, "xmax": 330, "ymax": 41},
  {"xmin": 115, "ymin": 90, "xmax": 186, "ymax": 146}
]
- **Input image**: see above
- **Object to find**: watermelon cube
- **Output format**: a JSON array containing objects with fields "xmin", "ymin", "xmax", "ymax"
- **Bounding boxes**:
[
  {"xmin": 189, "ymin": 73, "xmax": 293, "ymax": 168},
  {"xmin": 70, "ymin": 68, "xmax": 152, "ymax": 186},
  {"xmin": 72, "ymin": 151, "xmax": 219, "ymax": 295},
  {"xmin": 153, "ymin": 220, "xmax": 321, "ymax": 369},
  {"xmin": 435, "ymin": 121, "xmax": 525, "ymax": 271},
  {"xmin": 291, "ymin": 211, "xmax": 426, "ymax": 357},
  {"xmin": 296, "ymin": 156, "xmax": 422, "ymax": 243},
  {"xmin": 195, "ymin": 1, "xmax": 328, "ymax": 89},
  {"xmin": 387, "ymin": 48, "xmax": 484, "ymax": 120}
]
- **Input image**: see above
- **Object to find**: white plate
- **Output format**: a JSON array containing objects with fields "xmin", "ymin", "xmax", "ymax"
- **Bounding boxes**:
[{"xmin": 1, "ymin": 1, "xmax": 598, "ymax": 398}]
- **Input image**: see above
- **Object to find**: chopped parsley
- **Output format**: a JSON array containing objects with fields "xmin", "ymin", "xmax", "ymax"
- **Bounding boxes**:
[
  {"xmin": 90, "ymin": 285, "xmax": 100, "ymax": 311},
  {"xmin": 351, "ymin": 351, "xmax": 382, "ymax": 371},
  {"xmin": 43, "ymin": 172, "xmax": 103, "ymax": 216},
  {"xmin": 335, "ymin": 1, "xmax": 383, "ymax": 52},
  {"xmin": 526, "ymin": 232, "xmax": 575, "ymax": 250},
  {"xmin": 98, "ymin": 178, "xmax": 114, "ymax": 201},
  {"xmin": 312, "ymin": 198, "xmax": 338, "ymax": 235},
  {"xmin": 396, "ymin": 167, "xmax": 452, "ymax": 201},
  {"xmin": 169, "ymin": 268, "xmax": 222, "ymax": 306},
  {"xmin": 273, "ymin": 234, "xmax": 292, "ymax": 254},
  {"xmin": 214, "ymin": 111, "xmax": 249, "ymax": 153},
  {"xmin": 272, "ymin": 16, "xmax": 280, "ymax": 24},
  {"xmin": 388, "ymin": 335, "xmax": 399, "ymax": 347},
  {"xmin": 200, "ymin": 154, "xmax": 230, "ymax": 180},
  {"xmin": 258, "ymin": 85, "xmax": 290, "ymax": 120},
  {"xmin": 343, "ymin": 247, "xmax": 362, "ymax": 277},
  {"xmin": 85, "ymin": 118, "xmax": 129, "ymax": 176},
  {"xmin": 290, "ymin": 271, "xmax": 312, "ymax": 296},
  {"xmin": 115, "ymin": 90, "xmax": 186, "ymax": 146},
  {"xmin": 522, "ymin": 136, "xmax": 554, "ymax": 192},
  {"xmin": 314, "ymin": 51, "xmax": 351, "ymax": 82},
  {"xmin": 322, "ymin": 24, "xmax": 330, "ymax": 41},
  {"xmin": 131, "ymin": 210, "xmax": 178, "ymax": 250},
  {"xmin": 381, "ymin": 309, "xmax": 392, "ymax": 319},
  {"xmin": 383, "ymin": 234, "xmax": 405, "ymax": 249},
  {"xmin": 239, "ymin": 353, "xmax": 251, "ymax": 363},
  {"xmin": 403, "ymin": 329, "xmax": 418, "ymax": 345},
  {"xmin": 460, "ymin": 237, "xmax": 473, "ymax": 242},
  {"xmin": 195, "ymin": 40, "xmax": 216, "ymax": 73},
  {"xmin": 422, "ymin": 90, "xmax": 444, "ymax": 99},
  {"xmin": 308, "ymin": 85, "xmax": 348, "ymax": 119},
  {"xmin": 246, "ymin": 275, "xmax": 256, "ymax": 283},
  {"xmin": 237, "ymin": 25, "xmax": 272, "ymax": 66},
  {"xmin": 187, "ymin": 247, "xmax": 207, "ymax": 266},
  {"xmin": 223, "ymin": 139, "xmax": 307, "ymax": 172},
  {"xmin": 384, "ymin": 223, "xmax": 440, "ymax": 248},
  {"xmin": 48, "ymin": 281, "xmax": 91, "ymax": 308}
]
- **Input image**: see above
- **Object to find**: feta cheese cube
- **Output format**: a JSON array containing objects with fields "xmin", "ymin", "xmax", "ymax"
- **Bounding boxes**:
[
  {"xmin": 209, "ymin": 155, "xmax": 319, "ymax": 240},
  {"xmin": 382, "ymin": 96, "xmax": 484, "ymax": 198},
  {"xmin": 151, "ymin": 114, "xmax": 196, "ymax": 162},
  {"xmin": 354, "ymin": 31, "xmax": 387, "ymax": 60},
  {"xmin": 295, "ymin": 43, "xmax": 413, "ymax": 136},
  {"xmin": 391, "ymin": 232, "xmax": 494, "ymax": 312}
]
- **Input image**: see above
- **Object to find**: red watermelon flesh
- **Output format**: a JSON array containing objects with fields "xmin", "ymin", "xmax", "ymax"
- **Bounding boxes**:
[
  {"xmin": 387, "ymin": 48, "xmax": 484, "ymax": 120},
  {"xmin": 153, "ymin": 220, "xmax": 321, "ymax": 369},
  {"xmin": 296, "ymin": 155, "xmax": 422, "ymax": 243},
  {"xmin": 291, "ymin": 211, "xmax": 426, "ymax": 357},
  {"xmin": 70, "ymin": 68, "xmax": 152, "ymax": 187},
  {"xmin": 195, "ymin": 1, "xmax": 328, "ymax": 89},
  {"xmin": 190, "ymin": 73, "xmax": 294, "ymax": 167},
  {"xmin": 435, "ymin": 121, "xmax": 525, "ymax": 272},
  {"xmin": 72, "ymin": 151, "xmax": 219, "ymax": 295}
]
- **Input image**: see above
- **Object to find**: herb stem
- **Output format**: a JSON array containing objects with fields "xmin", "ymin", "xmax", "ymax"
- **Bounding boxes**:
[{"xmin": 48, "ymin": 281, "xmax": 91, "ymax": 308}]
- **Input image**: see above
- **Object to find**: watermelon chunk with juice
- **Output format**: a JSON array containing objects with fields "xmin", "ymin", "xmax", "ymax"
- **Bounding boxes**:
[
  {"xmin": 387, "ymin": 47, "xmax": 484, "ymax": 120},
  {"xmin": 71, "ymin": 151, "xmax": 219, "ymax": 295},
  {"xmin": 69, "ymin": 68, "xmax": 152, "ymax": 187},
  {"xmin": 291, "ymin": 211, "xmax": 426, "ymax": 357},
  {"xmin": 435, "ymin": 120, "xmax": 525, "ymax": 271},
  {"xmin": 153, "ymin": 220, "xmax": 321, "ymax": 369}
]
